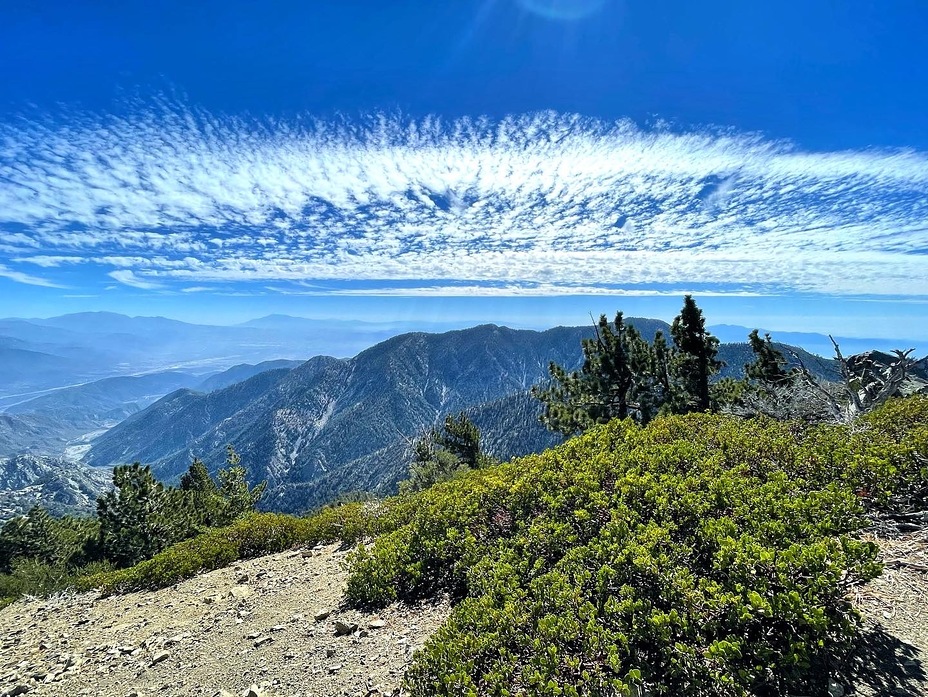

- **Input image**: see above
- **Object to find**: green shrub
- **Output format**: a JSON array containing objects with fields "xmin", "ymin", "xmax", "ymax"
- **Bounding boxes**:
[
  {"xmin": 77, "ymin": 504, "xmax": 377, "ymax": 595},
  {"xmin": 341, "ymin": 399, "xmax": 928, "ymax": 697}
]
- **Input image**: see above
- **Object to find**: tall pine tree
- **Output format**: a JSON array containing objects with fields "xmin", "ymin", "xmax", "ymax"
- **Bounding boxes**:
[
  {"xmin": 533, "ymin": 312, "xmax": 646, "ymax": 437},
  {"xmin": 669, "ymin": 295, "xmax": 722, "ymax": 412}
]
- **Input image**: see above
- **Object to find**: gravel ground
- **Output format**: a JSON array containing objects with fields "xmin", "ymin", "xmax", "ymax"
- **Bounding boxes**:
[{"xmin": 0, "ymin": 543, "xmax": 450, "ymax": 697}]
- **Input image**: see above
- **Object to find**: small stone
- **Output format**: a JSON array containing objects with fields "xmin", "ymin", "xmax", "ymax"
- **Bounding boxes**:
[
  {"xmin": 326, "ymin": 647, "xmax": 336, "ymax": 658},
  {"xmin": 5, "ymin": 685, "xmax": 31, "ymax": 696},
  {"xmin": 163, "ymin": 634, "xmax": 187, "ymax": 646},
  {"xmin": 149, "ymin": 650, "xmax": 170, "ymax": 666},
  {"xmin": 243, "ymin": 685, "xmax": 263, "ymax": 697},
  {"xmin": 313, "ymin": 609, "xmax": 331, "ymax": 622},
  {"xmin": 245, "ymin": 631, "xmax": 262, "ymax": 640},
  {"xmin": 229, "ymin": 586, "xmax": 253, "ymax": 600},
  {"xmin": 334, "ymin": 621, "xmax": 358, "ymax": 636},
  {"xmin": 827, "ymin": 682, "xmax": 845, "ymax": 697},
  {"xmin": 253, "ymin": 636, "xmax": 273, "ymax": 647},
  {"xmin": 327, "ymin": 664, "xmax": 343, "ymax": 674},
  {"xmin": 368, "ymin": 619, "xmax": 387, "ymax": 629},
  {"xmin": 269, "ymin": 624, "xmax": 285, "ymax": 632}
]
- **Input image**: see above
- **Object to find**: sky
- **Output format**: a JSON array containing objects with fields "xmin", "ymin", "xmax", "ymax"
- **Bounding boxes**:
[{"xmin": 1, "ymin": 0, "xmax": 927, "ymax": 342}]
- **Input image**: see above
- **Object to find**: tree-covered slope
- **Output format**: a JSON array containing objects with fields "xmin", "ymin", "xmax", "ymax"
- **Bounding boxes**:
[{"xmin": 84, "ymin": 321, "xmax": 837, "ymax": 513}]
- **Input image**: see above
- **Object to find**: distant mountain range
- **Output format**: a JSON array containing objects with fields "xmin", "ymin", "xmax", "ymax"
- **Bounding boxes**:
[
  {"xmin": 707, "ymin": 325, "xmax": 925, "ymax": 359},
  {"xmin": 1, "ymin": 312, "xmax": 918, "ymax": 517},
  {"xmin": 0, "ymin": 360, "xmax": 307, "ymax": 459},
  {"xmin": 0, "ymin": 312, "xmax": 465, "ymax": 408},
  {"xmin": 2, "ymin": 311, "xmax": 920, "ymax": 411},
  {"xmin": 84, "ymin": 321, "xmax": 835, "ymax": 513}
]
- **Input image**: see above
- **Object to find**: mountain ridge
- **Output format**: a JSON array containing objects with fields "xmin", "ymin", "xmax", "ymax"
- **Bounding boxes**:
[{"xmin": 85, "ymin": 319, "xmax": 830, "ymax": 513}]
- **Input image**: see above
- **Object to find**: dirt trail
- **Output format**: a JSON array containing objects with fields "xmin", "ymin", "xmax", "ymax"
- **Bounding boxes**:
[
  {"xmin": 845, "ymin": 531, "xmax": 928, "ymax": 696},
  {"xmin": 0, "ymin": 544, "xmax": 450, "ymax": 697}
]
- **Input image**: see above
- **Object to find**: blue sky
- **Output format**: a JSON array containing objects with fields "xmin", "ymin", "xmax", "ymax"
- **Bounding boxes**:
[{"xmin": 1, "ymin": 0, "xmax": 927, "ymax": 342}]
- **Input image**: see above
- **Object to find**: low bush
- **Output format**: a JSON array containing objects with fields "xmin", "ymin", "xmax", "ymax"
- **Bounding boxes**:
[
  {"xmin": 343, "ymin": 398, "xmax": 928, "ymax": 696},
  {"xmin": 78, "ymin": 504, "xmax": 376, "ymax": 595}
]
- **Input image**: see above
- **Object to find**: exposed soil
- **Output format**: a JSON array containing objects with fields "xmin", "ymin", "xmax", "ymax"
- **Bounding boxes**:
[
  {"xmin": 0, "ymin": 544, "xmax": 450, "ymax": 697},
  {"xmin": 844, "ymin": 529, "xmax": 928, "ymax": 696}
]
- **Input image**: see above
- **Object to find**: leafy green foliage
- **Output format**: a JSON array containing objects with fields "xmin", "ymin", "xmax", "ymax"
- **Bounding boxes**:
[
  {"xmin": 342, "ymin": 398, "xmax": 928, "ymax": 697},
  {"xmin": 96, "ymin": 447, "xmax": 268, "ymax": 569},
  {"xmin": 0, "ymin": 508, "xmax": 107, "ymax": 607},
  {"xmin": 0, "ymin": 444, "xmax": 269, "ymax": 606},
  {"xmin": 533, "ymin": 312, "xmax": 651, "ymax": 436},
  {"xmin": 0, "ymin": 506, "xmax": 97, "ymax": 572}
]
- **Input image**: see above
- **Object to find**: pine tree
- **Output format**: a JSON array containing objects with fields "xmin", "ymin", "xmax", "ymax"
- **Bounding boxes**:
[
  {"xmin": 628, "ymin": 329, "xmax": 682, "ymax": 422},
  {"xmin": 0, "ymin": 506, "xmax": 56, "ymax": 572},
  {"xmin": 436, "ymin": 412, "xmax": 483, "ymax": 469},
  {"xmin": 669, "ymin": 295, "xmax": 722, "ymax": 412},
  {"xmin": 745, "ymin": 329, "xmax": 791, "ymax": 385},
  {"xmin": 96, "ymin": 463, "xmax": 191, "ymax": 567},
  {"xmin": 179, "ymin": 457, "xmax": 225, "ymax": 528},
  {"xmin": 400, "ymin": 413, "xmax": 488, "ymax": 493},
  {"xmin": 180, "ymin": 458, "xmax": 217, "ymax": 494},
  {"xmin": 533, "ymin": 313, "xmax": 646, "ymax": 437},
  {"xmin": 215, "ymin": 445, "xmax": 267, "ymax": 524}
]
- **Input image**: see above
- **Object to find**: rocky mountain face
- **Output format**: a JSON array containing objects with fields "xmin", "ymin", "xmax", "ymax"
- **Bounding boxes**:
[
  {"xmin": 83, "ymin": 321, "xmax": 851, "ymax": 513},
  {"xmin": 0, "ymin": 455, "xmax": 111, "ymax": 520},
  {"xmin": 84, "ymin": 321, "xmax": 665, "ymax": 512},
  {"xmin": 85, "ymin": 366, "xmax": 303, "ymax": 471}
]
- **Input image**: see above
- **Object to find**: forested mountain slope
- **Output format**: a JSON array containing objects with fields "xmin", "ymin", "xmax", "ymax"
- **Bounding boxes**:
[{"xmin": 84, "ymin": 320, "xmax": 836, "ymax": 512}]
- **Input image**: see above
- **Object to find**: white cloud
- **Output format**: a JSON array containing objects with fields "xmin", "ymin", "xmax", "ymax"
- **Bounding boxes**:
[
  {"xmin": 1, "ymin": 103, "xmax": 926, "ymax": 297},
  {"xmin": 0, "ymin": 263, "xmax": 65, "ymax": 288},
  {"xmin": 108, "ymin": 269, "xmax": 164, "ymax": 290}
]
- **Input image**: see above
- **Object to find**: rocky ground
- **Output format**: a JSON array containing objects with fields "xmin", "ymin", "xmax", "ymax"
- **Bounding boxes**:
[
  {"xmin": 0, "ymin": 533, "xmax": 925, "ymax": 697},
  {"xmin": 0, "ymin": 543, "xmax": 450, "ymax": 697},
  {"xmin": 844, "ymin": 529, "xmax": 928, "ymax": 696}
]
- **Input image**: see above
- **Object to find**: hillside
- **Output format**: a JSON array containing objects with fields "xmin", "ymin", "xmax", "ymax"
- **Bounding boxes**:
[
  {"xmin": 0, "ymin": 544, "xmax": 452, "ymax": 697},
  {"xmin": 1, "ymin": 540, "xmax": 923, "ymax": 697},
  {"xmin": 2, "ymin": 398, "xmax": 926, "ymax": 696},
  {"xmin": 85, "ymin": 323, "xmax": 657, "ymax": 510},
  {"xmin": 85, "ymin": 365, "xmax": 306, "ymax": 472},
  {"xmin": 85, "ymin": 321, "xmax": 833, "ymax": 512},
  {"xmin": 0, "ymin": 455, "xmax": 111, "ymax": 520}
]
